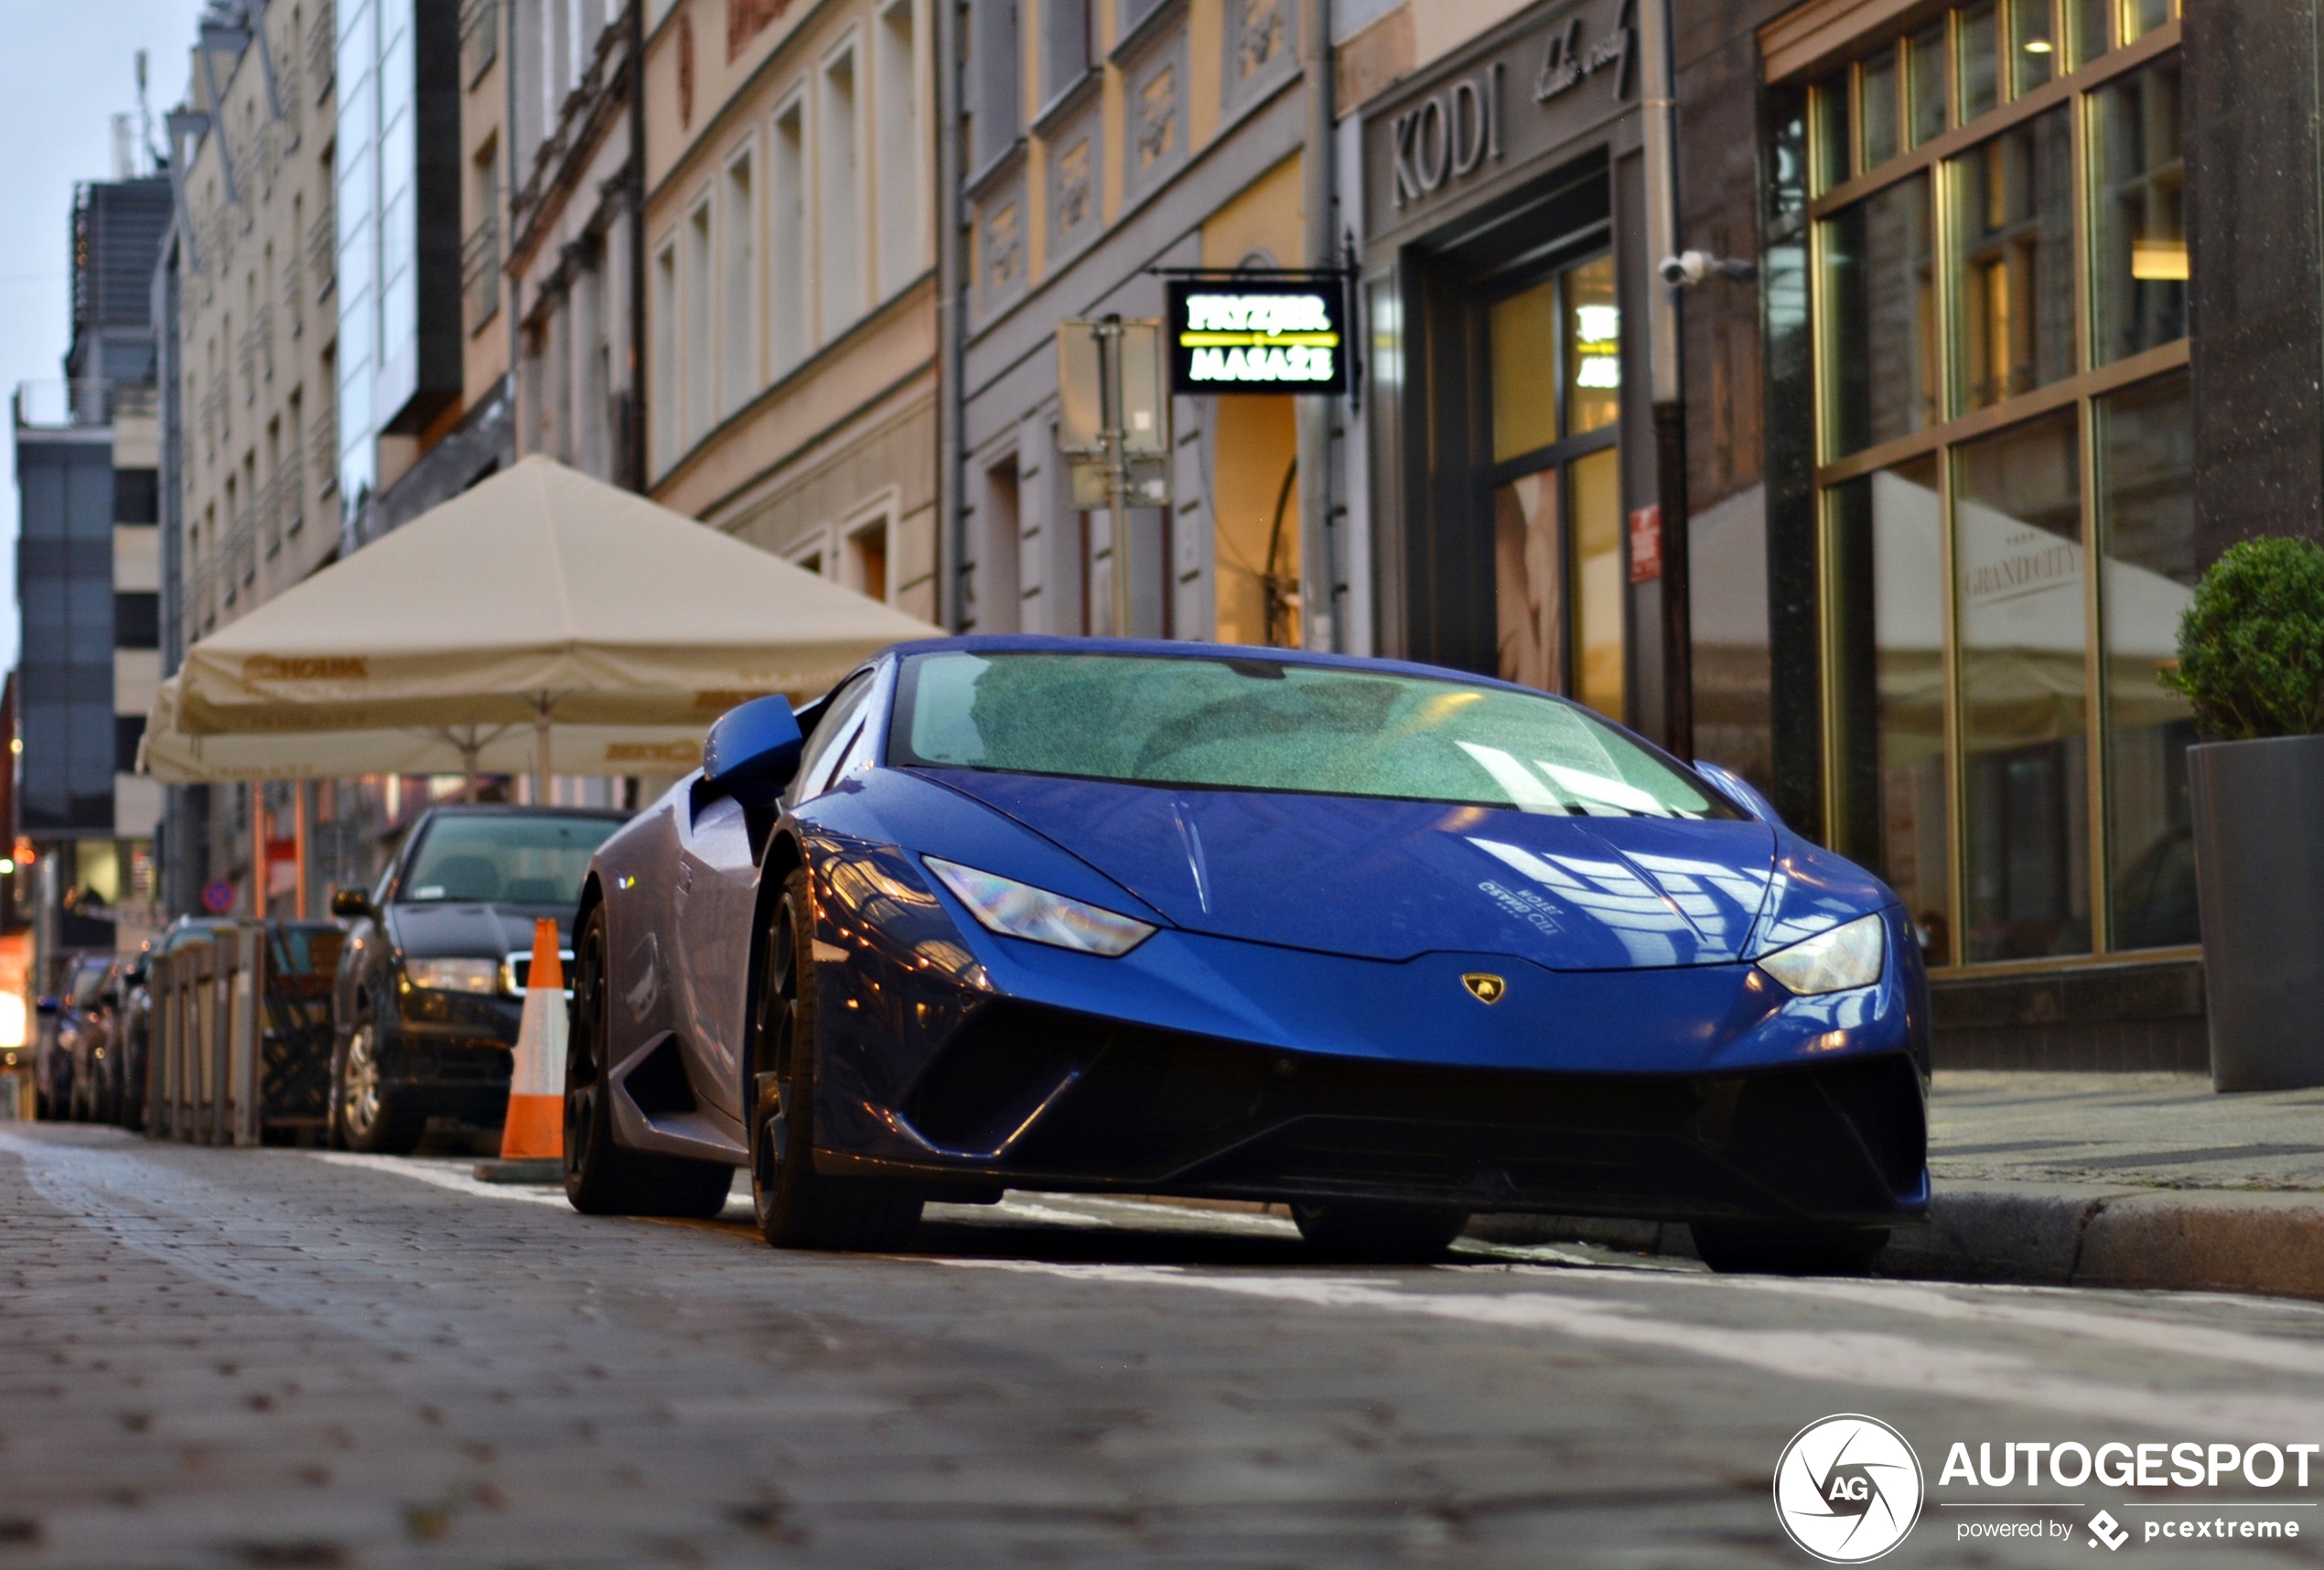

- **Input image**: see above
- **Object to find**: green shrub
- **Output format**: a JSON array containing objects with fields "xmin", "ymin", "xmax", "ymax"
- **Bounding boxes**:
[{"xmin": 2163, "ymin": 535, "xmax": 2324, "ymax": 740}]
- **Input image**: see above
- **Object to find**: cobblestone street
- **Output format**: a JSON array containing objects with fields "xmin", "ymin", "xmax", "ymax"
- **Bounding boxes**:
[{"xmin": 6, "ymin": 1124, "xmax": 2324, "ymax": 1567}]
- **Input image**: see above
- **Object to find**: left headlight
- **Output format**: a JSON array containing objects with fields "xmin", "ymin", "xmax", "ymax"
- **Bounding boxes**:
[
  {"xmin": 924, "ymin": 857, "xmax": 1157, "ymax": 958},
  {"xmin": 402, "ymin": 956, "xmax": 500, "ymax": 995},
  {"xmin": 1756, "ymin": 912, "xmax": 1886, "ymax": 996}
]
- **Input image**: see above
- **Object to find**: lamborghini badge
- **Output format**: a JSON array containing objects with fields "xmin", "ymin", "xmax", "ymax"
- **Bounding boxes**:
[{"xmin": 1462, "ymin": 973, "xmax": 1506, "ymax": 1004}]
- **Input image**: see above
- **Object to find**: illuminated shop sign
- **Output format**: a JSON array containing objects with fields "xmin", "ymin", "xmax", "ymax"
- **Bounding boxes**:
[{"xmin": 1167, "ymin": 279, "xmax": 1348, "ymax": 395}]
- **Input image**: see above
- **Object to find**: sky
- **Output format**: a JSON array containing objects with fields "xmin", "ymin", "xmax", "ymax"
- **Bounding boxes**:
[{"xmin": 0, "ymin": 0, "xmax": 213, "ymax": 667}]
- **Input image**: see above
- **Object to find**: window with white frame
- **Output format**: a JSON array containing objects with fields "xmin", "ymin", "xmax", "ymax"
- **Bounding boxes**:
[
  {"xmin": 874, "ymin": 0, "xmax": 923, "ymax": 300},
  {"xmin": 819, "ymin": 41, "xmax": 864, "ymax": 341},
  {"xmin": 650, "ymin": 239, "xmax": 677, "ymax": 470},
  {"xmin": 770, "ymin": 95, "xmax": 810, "ymax": 374},
  {"xmin": 845, "ymin": 511, "xmax": 891, "ymax": 602},
  {"xmin": 683, "ymin": 198, "xmax": 713, "ymax": 444},
  {"xmin": 785, "ymin": 526, "xmax": 833, "ymax": 579},
  {"xmin": 720, "ymin": 145, "xmax": 759, "ymax": 414}
]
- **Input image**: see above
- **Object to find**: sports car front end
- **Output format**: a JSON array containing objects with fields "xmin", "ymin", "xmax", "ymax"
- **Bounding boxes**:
[{"xmin": 781, "ymin": 641, "xmax": 1929, "ymax": 1256}]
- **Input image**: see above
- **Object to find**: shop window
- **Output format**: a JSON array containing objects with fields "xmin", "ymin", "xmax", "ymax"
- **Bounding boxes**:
[
  {"xmin": 1564, "ymin": 257, "xmax": 1620, "ymax": 437},
  {"xmin": 1212, "ymin": 396, "xmax": 1300, "ymax": 649},
  {"xmin": 1953, "ymin": 107, "xmax": 2075, "ymax": 412},
  {"xmin": 1811, "ymin": 71, "xmax": 1852, "ymax": 193},
  {"xmin": 1569, "ymin": 449, "xmax": 1625, "ymax": 722},
  {"xmin": 1956, "ymin": 408, "xmax": 2089, "ymax": 962},
  {"xmin": 1494, "ymin": 470, "xmax": 1563, "ymax": 694},
  {"xmin": 2066, "ymin": 0, "xmax": 2112, "ymax": 68},
  {"xmin": 1957, "ymin": 1, "xmax": 2000, "ymax": 122},
  {"xmin": 1491, "ymin": 279, "xmax": 1560, "ymax": 462},
  {"xmin": 1907, "ymin": 24, "xmax": 1948, "ymax": 145},
  {"xmin": 1828, "ymin": 456, "xmax": 1951, "ymax": 966},
  {"xmin": 2121, "ymin": 0, "xmax": 2172, "ymax": 45},
  {"xmin": 2008, "ymin": 0, "xmax": 2055, "ymax": 98},
  {"xmin": 2099, "ymin": 370, "xmax": 2198, "ymax": 951},
  {"xmin": 2093, "ymin": 57, "xmax": 2186, "ymax": 364},
  {"xmin": 1823, "ymin": 173, "xmax": 1936, "ymax": 457},
  {"xmin": 1860, "ymin": 48, "xmax": 1899, "ymax": 169}
]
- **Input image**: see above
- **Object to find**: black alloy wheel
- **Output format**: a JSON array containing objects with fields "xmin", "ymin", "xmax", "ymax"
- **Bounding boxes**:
[
  {"xmin": 334, "ymin": 1019, "xmax": 425, "ymax": 1155},
  {"xmin": 1690, "ymin": 1221, "xmax": 1890, "ymax": 1275},
  {"xmin": 748, "ymin": 866, "xmax": 922, "ymax": 1252},
  {"xmin": 1291, "ymin": 1201, "xmax": 1470, "ymax": 1263},
  {"xmin": 563, "ymin": 903, "xmax": 735, "ymax": 1218}
]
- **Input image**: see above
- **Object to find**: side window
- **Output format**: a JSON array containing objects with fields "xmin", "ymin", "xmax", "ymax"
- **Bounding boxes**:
[{"xmin": 787, "ymin": 672, "xmax": 879, "ymax": 805}]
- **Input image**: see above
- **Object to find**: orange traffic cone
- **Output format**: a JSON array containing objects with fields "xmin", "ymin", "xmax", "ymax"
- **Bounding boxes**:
[{"xmin": 475, "ymin": 918, "xmax": 566, "ymax": 1182}]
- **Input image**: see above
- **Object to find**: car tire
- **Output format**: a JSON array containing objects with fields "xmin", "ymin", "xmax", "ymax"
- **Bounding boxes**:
[
  {"xmin": 334, "ymin": 1021, "xmax": 425, "ymax": 1155},
  {"xmin": 563, "ymin": 904, "xmax": 736, "ymax": 1219},
  {"xmin": 1291, "ymin": 1201, "xmax": 1469, "ymax": 1263},
  {"xmin": 748, "ymin": 867, "xmax": 923, "ymax": 1253},
  {"xmin": 1690, "ymin": 1221, "xmax": 1889, "ymax": 1276}
]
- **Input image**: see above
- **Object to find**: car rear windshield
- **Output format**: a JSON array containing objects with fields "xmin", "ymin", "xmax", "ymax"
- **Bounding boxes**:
[
  {"xmin": 890, "ymin": 651, "xmax": 1741, "ymax": 819},
  {"xmin": 400, "ymin": 814, "xmax": 623, "ymax": 905}
]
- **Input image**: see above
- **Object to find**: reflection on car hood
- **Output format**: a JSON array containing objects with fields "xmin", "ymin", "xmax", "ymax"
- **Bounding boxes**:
[
  {"xmin": 918, "ymin": 769, "xmax": 1782, "ymax": 968},
  {"xmin": 387, "ymin": 901, "xmax": 571, "ymax": 960}
]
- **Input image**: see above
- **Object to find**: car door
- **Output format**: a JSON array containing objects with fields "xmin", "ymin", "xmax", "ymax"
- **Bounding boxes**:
[{"xmin": 671, "ymin": 789, "xmax": 758, "ymax": 1122}]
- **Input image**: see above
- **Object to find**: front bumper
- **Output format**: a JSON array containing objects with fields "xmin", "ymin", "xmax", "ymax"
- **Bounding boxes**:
[{"xmin": 806, "ymin": 844, "xmax": 1931, "ymax": 1228}]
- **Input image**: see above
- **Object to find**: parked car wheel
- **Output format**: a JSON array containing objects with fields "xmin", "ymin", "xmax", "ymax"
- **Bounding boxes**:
[
  {"xmin": 563, "ymin": 905, "xmax": 734, "ymax": 1218},
  {"xmin": 1690, "ymin": 1221, "xmax": 1888, "ymax": 1276},
  {"xmin": 748, "ymin": 869, "xmax": 922, "ymax": 1253},
  {"xmin": 1291, "ymin": 1201, "xmax": 1469, "ymax": 1263},
  {"xmin": 334, "ymin": 1022, "xmax": 424, "ymax": 1155}
]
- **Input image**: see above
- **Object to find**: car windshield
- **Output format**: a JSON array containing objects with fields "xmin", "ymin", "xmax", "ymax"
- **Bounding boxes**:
[
  {"xmin": 890, "ymin": 651, "xmax": 1740, "ymax": 819},
  {"xmin": 399, "ymin": 814, "xmax": 622, "ymax": 905}
]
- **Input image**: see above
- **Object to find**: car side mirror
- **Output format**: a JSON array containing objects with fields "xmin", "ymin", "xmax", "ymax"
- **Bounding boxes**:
[
  {"xmin": 1694, "ymin": 759, "xmax": 1784, "ymax": 827},
  {"xmin": 701, "ymin": 694, "xmax": 805, "ymax": 804},
  {"xmin": 329, "ymin": 887, "xmax": 374, "ymax": 920}
]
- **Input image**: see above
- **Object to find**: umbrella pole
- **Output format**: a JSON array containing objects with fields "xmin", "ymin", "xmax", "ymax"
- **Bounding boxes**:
[{"xmin": 533, "ymin": 705, "xmax": 553, "ymax": 806}]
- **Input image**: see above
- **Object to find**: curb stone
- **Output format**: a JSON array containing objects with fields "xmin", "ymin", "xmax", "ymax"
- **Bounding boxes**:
[{"xmin": 1470, "ymin": 1185, "xmax": 2324, "ymax": 1298}]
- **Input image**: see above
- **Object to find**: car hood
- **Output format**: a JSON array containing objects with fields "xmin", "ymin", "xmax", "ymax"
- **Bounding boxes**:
[
  {"xmin": 386, "ymin": 901, "xmax": 571, "ymax": 961},
  {"xmin": 916, "ymin": 769, "xmax": 1782, "ymax": 968}
]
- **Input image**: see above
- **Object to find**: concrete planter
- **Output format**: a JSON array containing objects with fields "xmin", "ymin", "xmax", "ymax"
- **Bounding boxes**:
[{"xmin": 2190, "ymin": 733, "xmax": 2324, "ymax": 1090}]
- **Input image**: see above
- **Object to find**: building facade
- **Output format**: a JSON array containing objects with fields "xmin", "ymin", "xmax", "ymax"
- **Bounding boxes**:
[
  {"xmin": 14, "ymin": 177, "xmax": 172, "ymax": 960},
  {"xmin": 949, "ymin": 0, "xmax": 1340, "ymax": 650},
  {"xmin": 641, "ymin": 0, "xmax": 940, "ymax": 618},
  {"xmin": 1723, "ymin": 0, "xmax": 2200, "ymax": 1067},
  {"xmin": 507, "ymin": 0, "xmax": 642, "ymax": 491}
]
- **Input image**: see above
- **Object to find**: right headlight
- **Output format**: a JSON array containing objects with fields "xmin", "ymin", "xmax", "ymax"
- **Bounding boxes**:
[
  {"xmin": 1756, "ymin": 912, "xmax": 1886, "ymax": 996},
  {"xmin": 402, "ymin": 956, "xmax": 500, "ymax": 995},
  {"xmin": 924, "ymin": 857, "xmax": 1157, "ymax": 957}
]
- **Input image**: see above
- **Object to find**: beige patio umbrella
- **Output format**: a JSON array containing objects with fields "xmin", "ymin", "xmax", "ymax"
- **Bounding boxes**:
[{"xmin": 143, "ymin": 455, "xmax": 941, "ymax": 789}]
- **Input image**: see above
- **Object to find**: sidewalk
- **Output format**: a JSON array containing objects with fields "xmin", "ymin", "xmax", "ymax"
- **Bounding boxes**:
[
  {"xmin": 1479, "ymin": 1071, "xmax": 2324, "ymax": 1297},
  {"xmin": 1886, "ymin": 1070, "xmax": 2324, "ymax": 1296}
]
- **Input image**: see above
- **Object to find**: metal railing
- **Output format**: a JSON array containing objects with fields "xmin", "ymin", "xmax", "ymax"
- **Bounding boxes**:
[
  {"xmin": 260, "ymin": 440, "xmax": 306, "ymax": 554},
  {"xmin": 146, "ymin": 924, "xmax": 340, "ymax": 1146},
  {"xmin": 307, "ymin": 195, "xmax": 335, "ymax": 301},
  {"xmin": 461, "ymin": 213, "xmax": 500, "ymax": 334},
  {"xmin": 460, "ymin": 0, "xmax": 500, "ymax": 84},
  {"xmin": 311, "ymin": 401, "xmax": 339, "ymax": 500},
  {"xmin": 13, "ymin": 380, "xmax": 155, "ymax": 428},
  {"xmin": 307, "ymin": 0, "xmax": 335, "ymax": 103}
]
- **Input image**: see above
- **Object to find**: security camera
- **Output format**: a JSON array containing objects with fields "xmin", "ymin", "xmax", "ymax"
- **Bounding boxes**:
[{"xmin": 1659, "ymin": 250, "xmax": 1759, "ymax": 288}]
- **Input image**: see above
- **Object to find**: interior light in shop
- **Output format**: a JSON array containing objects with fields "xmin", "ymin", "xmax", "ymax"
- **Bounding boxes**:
[
  {"xmin": 2023, "ymin": 38, "xmax": 2052, "ymax": 51},
  {"xmin": 0, "ymin": 859, "xmax": 14, "ymax": 876},
  {"xmin": 2132, "ymin": 239, "xmax": 2190, "ymax": 281}
]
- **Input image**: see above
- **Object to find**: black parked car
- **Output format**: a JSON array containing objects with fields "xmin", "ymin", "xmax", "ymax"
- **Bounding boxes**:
[{"xmin": 328, "ymin": 804, "xmax": 627, "ymax": 1153}]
